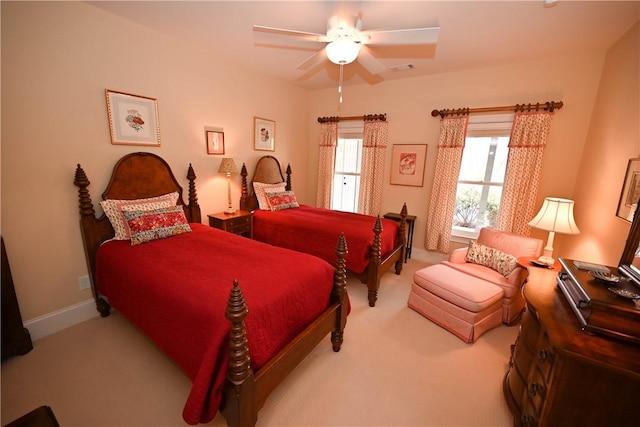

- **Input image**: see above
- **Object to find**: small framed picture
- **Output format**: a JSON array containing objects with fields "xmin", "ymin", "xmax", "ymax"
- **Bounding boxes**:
[
  {"xmin": 617, "ymin": 158, "xmax": 640, "ymax": 222},
  {"xmin": 254, "ymin": 117, "xmax": 275, "ymax": 151},
  {"xmin": 105, "ymin": 89, "xmax": 160, "ymax": 146},
  {"xmin": 206, "ymin": 130, "xmax": 225, "ymax": 155},
  {"xmin": 390, "ymin": 144, "xmax": 428, "ymax": 187}
]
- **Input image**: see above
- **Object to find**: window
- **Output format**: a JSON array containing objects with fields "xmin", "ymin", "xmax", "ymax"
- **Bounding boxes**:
[
  {"xmin": 452, "ymin": 114, "xmax": 513, "ymax": 239},
  {"xmin": 331, "ymin": 121, "xmax": 363, "ymax": 213}
]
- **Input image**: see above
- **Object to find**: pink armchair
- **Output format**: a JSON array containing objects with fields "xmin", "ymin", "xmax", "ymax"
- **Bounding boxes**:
[
  {"xmin": 408, "ymin": 228, "xmax": 543, "ymax": 343},
  {"xmin": 443, "ymin": 228, "xmax": 543, "ymax": 324}
]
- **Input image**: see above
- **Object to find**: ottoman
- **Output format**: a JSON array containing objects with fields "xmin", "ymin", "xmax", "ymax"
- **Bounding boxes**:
[{"xmin": 408, "ymin": 263, "xmax": 504, "ymax": 343}]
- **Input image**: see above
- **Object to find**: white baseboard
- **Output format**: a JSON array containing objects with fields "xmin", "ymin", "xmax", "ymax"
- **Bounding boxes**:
[{"xmin": 24, "ymin": 298, "xmax": 99, "ymax": 341}]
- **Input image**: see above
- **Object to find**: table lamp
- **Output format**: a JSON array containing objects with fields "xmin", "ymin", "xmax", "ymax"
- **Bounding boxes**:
[
  {"xmin": 218, "ymin": 158, "xmax": 238, "ymax": 214},
  {"xmin": 528, "ymin": 197, "xmax": 580, "ymax": 266}
]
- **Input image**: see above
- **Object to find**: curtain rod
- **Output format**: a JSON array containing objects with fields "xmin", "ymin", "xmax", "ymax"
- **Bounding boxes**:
[
  {"xmin": 431, "ymin": 101, "xmax": 563, "ymax": 118},
  {"xmin": 317, "ymin": 113, "xmax": 387, "ymax": 123}
]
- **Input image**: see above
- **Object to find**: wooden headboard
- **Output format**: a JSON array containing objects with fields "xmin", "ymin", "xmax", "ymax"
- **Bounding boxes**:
[
  {"xmin": 240, "ymin": 155, "xmax": 291, "ymax": 211},
  {"xmin": 73, "ymin": 152, "xmax": 201, "ymax": 314}
]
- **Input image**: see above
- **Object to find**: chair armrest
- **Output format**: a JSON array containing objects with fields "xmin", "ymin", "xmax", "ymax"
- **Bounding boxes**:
[
  {"xmin": 506, "ymin": 266, "xmax": 529, "ymax": 288},
  {"xmin": 448, "ymin": 247, "xmax": 468, "ymax": 264}
]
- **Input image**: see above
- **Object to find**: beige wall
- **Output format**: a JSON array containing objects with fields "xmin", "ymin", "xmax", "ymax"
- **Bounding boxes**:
[
  {"xmin": 1, "ymin": 2, "xmax": 310, "ymax": 320},
  {"xmin": 307, "ymin": 51, "xmax": 606, "ymax": 258},
  {"xmin": 2, "ymin": 1, "xmax": 638, "ymax": 325},
  {"xmin": 562, "ymin": 22, "xmax": 640, "ymax": 267}
]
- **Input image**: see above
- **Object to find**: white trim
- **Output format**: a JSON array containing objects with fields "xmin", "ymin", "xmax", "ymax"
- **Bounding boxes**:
[{"xmin": 24, "ymin": 298, "xmax": 99, "ymax": 341}]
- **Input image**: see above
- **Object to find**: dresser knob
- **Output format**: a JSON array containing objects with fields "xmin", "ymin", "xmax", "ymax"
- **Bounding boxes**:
[
  {"xmin": 529, "ymin": 382, "xmax": 543, "ymax": 396},
  {"xmin": 522, "ymin": 413, "xmax": 535, "ymax": 426},
  {"xmin": 538, "ymin": 348, "xmax": 549, "ymax": 363}
]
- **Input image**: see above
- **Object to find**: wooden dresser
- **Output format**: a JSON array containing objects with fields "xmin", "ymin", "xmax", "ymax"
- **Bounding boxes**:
[{"xmin": 503, "ymin": 266, "xmax": 640, "ymax": 426}]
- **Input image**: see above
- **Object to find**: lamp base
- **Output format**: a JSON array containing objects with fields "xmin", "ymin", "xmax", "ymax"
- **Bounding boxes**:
[
  {"xmin": 537, "ymin": 255, "xmax": 555, "ymax": 267},
  {"xmin": 224, "ymin": 207, "xmax": 236, "ymax": 215}
]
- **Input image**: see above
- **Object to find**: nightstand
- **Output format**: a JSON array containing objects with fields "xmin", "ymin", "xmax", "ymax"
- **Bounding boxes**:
[
  {"xmin": 208, "ymin": 210, "xmax": 253, "ymax": 238},
  {"xmin": 383, "ymin": 212, "xmax": 417, "ymax": 262}
]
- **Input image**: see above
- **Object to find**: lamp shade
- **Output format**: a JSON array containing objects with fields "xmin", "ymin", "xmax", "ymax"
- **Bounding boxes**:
[
  {"xmin": 217, "ymin": 158, "xmax": 238, "ymax": 174},
  {"xmin": 326, "ymin": 39, "xmax": 360, "ymax": 65},
  {"xmin": 528, "ymin": 197, "xmax": 580, "ymax": 234}
]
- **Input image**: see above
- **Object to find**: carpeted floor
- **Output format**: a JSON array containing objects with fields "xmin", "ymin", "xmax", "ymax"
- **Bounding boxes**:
[{"xmin": 1, "ymin": 259, "xmax": 518, "ymax": 426}]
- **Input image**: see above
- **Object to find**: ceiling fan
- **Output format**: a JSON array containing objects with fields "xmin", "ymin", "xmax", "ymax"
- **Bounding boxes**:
[{"xmin": 253, "ymin": 14, "xmax": 440, "ymax": 89}]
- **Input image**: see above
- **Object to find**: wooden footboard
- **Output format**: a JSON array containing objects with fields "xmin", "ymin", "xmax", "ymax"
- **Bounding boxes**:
[
  {"xmin": 350, "ymin": 203, "xmax": 407, "ymax": 307},
  {"xmin": 220, "ymin": 233, "xmax": 348, "ymax": 427}
]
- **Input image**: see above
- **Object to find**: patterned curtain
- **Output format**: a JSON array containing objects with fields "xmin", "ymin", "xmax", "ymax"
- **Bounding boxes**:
[
  {"xmin": 316, "ymin": 121, "xmax": 338, "ymax": 208},
  {"xmin": 495, "ymin": 111, "xmax": 553, "ymax": 235},
  {"xmin": 358, "ymin": 119, "xmax": 388, "ymax": 215},
  {"xmin": 425, "ymin": 115, "xmax": 469, "ymax": 253}
]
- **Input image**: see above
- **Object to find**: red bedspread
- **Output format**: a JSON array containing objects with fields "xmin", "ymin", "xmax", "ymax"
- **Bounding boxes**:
[
  {"xmin": 253, "ymin": 205, "xmax": 400, "ymax": 274},
  {"xmin": 96, "ymin": 224, "xmax": 336, "ymax": 425}
]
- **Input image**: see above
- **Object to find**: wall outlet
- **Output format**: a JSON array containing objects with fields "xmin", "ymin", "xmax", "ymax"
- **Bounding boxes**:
[{"xmin": 78, "ymin": 275, "xmax": 91, "ymax": 291}]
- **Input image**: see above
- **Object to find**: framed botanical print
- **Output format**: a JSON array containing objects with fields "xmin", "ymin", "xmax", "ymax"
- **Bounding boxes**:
[
  {"xmin": 105, "ymin": 89, "xmax": 160, "ymax": 146},
  {"xmin": 254, "ymin": 117, "xmax": 275, "ymax": 151},
  {"xmin": 390, "ymin": 144, "xmax": 428, "ymax": 186}
]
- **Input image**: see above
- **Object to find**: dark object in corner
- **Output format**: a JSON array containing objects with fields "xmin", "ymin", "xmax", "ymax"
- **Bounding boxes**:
[
  {"xmin": 1, "ymin": 236, "xmax": 33, "ymax": 360},
  {"xmin": 4, "ymin": 405, "xmax": 60, "ymax": 427}
]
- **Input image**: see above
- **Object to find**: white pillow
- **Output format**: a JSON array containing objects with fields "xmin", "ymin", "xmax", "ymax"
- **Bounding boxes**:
[
  {"xmin": 253, "ymin": 182, "xmax": 286, "ymax": 210},
  {"xmin": 100, "ymin": 192, "xmax": 179, "ymax": 240}
]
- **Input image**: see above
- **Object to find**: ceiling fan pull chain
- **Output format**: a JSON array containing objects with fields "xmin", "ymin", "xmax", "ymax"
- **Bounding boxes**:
[{"xmin": 338, "ymin": 63, "xmax": 344, "ymax": 104}]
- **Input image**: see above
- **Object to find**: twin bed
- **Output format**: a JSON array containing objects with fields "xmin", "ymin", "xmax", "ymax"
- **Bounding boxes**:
[
  {"xmin": 240, "ymin": 155, "xmax": 408, "ymax": 308},
  {"xmin": 73, "ymin": 152, "xmax": 349, "ymax": 426}
]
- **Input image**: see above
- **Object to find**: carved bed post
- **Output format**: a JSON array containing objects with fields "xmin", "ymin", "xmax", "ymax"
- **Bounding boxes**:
[
  {"xmin": 331, "ymin": 233, "xmax": 348, "ymax": 352},
  {"xmin": 395, "ymin": 203, "xmax": 408, "ymax": 274},
  {"xmin": 221, "ymin": 279, "xmax": 257, "ymax": 427},
  {"xmin": 186, "ymin": 164, "xmax": 201, "ymax": 224},
  {"xmin": 285, "ymin": 164, "xmax": 292, "ymax": 192},
  {"xmin": 365, "ymin": 217, "xmax": 384, "ymax": 307},
  {"xmin": 73, "ymin": 164, "xmax": 111, "ymax": 317},
  {"xmin": 239, "ymin": 163, "xmax": 249, "ymax": 212}
]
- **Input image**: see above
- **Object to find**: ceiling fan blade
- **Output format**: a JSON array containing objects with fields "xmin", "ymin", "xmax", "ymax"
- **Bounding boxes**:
[
  {"xmin": 295, "ymin": 49, "xmax": 328, "ymax": 70},
  {"xmin": 357, "ymin": 45, "xmax": 387, "ymax": 75},
  {"xmin": 253, "ymin": 25, "xmax": 329, "ymax": 43},
  {"xmin": 360, "ymin": 27, "xmax": 440, "ymax": 45}
]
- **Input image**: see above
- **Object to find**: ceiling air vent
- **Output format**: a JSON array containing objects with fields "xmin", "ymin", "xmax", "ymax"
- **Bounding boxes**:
[{"xmin": 391, "ymin": 64, "xmax": 415, "ymax": 72}]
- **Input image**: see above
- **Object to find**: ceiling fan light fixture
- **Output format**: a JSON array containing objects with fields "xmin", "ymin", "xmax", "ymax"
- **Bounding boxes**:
[{"xmin": 326, "ymin": 39, "xmax": 360, "ymax": 65}]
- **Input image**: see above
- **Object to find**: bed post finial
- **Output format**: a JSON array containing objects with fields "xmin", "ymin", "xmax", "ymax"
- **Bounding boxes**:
[
  {"xmin": 285, "ymin": 164, "xmax": 292, "ymax": 192},
  {"xmin": 222, "ymin": 279, "xmax": 257, "ymax": 427},
  {"xmin": 74, "ymin": 164, "xmax": 95, "ymax": 218},
  {"xmin": 331, "ymin": 233, "xmax": 348, "ymax": 352},
  {"xmin": 186, "ymin": 164, "xmax": 201, "ymax": 224},
  {"xmin": 241, "ymin": 163, "xmax": 248, "ymax": 200}
]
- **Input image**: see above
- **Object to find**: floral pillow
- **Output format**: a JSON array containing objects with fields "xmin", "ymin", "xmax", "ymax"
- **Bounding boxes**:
[
  {"xmin": 267, "ymin": 191, "xmax": 300, "ymax": 211},
  {"xmin": 253, "ymin": 182, "xmax": 286, "ymax": 210},
  {"xmin": 123, "ymin": 205, "xmax": 191, "ymax": 246},
  {"xmin": 100, "ymin": 192, "xmax": 179, "ymax": 240},
  {"xmin": 465, "ymin": 240, "xmax": 518, "ymax": 277}
]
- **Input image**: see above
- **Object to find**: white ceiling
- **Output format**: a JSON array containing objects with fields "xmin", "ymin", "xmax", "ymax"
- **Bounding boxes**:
[{"xmin": 87, "ymin": 1, "xmax": 640, "ymax": 91}]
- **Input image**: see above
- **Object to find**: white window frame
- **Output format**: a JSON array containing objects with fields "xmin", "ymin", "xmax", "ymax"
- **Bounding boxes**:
[
  {"xmin": 331, "ymin": 121, "xmax": 364, "ymax": 213},
  {"xmin": 451, "ymin": 114, "xmax": 514, "ymax": 242}
]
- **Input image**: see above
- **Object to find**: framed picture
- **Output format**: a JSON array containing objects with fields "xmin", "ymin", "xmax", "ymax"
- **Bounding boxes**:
[
  {"xmin": 390, "ymin": 144, "xmax": 428, "ymax": 187},
  {"xmin": 206, "ymin": 130, "xmax": 225, "ymax": 155},
  {"xmin": 617, "ymin": 158, "xmax": 640, "ymax": 222},
  {"xmin": 254, "ymin": 117, "xmax": 275, "ymax": 151},
  {"xmin": 105, "ymin": 89, "xmax": 160, "ymax": 146}
]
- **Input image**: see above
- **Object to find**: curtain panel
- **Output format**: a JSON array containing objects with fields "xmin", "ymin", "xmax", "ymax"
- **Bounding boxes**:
[
  {"xmin": 495, "ymin": 111, "xmax": 553, "ymax": 235},
  {"xmin": 358, "ymin": 120, "xmax": 388, "ymax": 216},
  {"xmin": 316, "ymin": 121, "xmax": 338, "ymax": 208},
  {"xmin": 425, "ymin": 116, "xmax": 469, "ymax": 253}
]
